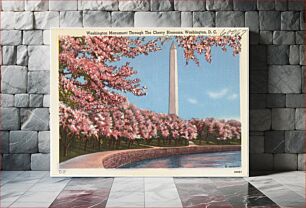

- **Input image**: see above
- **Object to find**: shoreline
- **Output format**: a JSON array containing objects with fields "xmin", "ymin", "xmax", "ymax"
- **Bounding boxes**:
[{"xmin": 60, "ymin": 144, "xmax": 241, "ymax": 169}]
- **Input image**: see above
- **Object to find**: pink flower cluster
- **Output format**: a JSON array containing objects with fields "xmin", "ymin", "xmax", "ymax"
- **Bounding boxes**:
[
  {"xmin": 59, "ymin": 36, "xmax": 161, "ymax": 112},
  {"xmin": 176, "ymin": 35, "xmax": 241, "ymax": 64},
  {"xmin": 59, "ymin": 103, "xmax": 98, "ymax": 138},
  {"xmin": 95, "ymin": 104, "xmax": 199, "ymax": 140},
  {"xmin": 190, "ymin": 118, "xmax": 241, "ymax": 141},
  {"xmin": 59, "ymin": 35, "xmax": 242, "ymax": 144},
  {"xmin": 60, "ymin": 102, "xmax": 241, "ymax": 142}
]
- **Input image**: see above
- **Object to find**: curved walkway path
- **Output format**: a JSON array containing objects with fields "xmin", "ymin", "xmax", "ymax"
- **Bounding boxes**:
[{"xmin": 60, "ymin": 144, "xmax": 241, "ymax": 169}]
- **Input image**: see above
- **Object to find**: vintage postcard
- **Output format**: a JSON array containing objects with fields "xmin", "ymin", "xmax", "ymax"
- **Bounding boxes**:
[{"xmin": 50, "ymin": 28, "xmax": 249, "ymax": 177}]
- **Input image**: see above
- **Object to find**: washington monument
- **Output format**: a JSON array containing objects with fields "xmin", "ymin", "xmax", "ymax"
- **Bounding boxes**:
[{"xmin": 169, "ymin": 42, "xmax": 178, "ymax": 115}]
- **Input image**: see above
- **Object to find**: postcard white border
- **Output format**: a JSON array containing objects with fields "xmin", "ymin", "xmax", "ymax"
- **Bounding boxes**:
[{"xmin": 50, "ymin": 28, "xmax": 249, "ymax": 177}]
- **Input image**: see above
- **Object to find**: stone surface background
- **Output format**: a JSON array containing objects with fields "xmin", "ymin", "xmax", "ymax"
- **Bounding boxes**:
[{"xmin": 0, "ymin": 0, "xmax": 304, "ymax": 171}]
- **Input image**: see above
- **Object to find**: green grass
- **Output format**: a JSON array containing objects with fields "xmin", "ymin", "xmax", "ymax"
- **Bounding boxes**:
[
  {"xmin": 193, "ymin": 139, "xmax": 241, "ymax": 145},
  {"xmin": 60, "ymin": 138, "xmax": 150, "ymax": 163},
  {"xmin": 144, "ymin": 138, "xmax": 188, "ymax": 147}
]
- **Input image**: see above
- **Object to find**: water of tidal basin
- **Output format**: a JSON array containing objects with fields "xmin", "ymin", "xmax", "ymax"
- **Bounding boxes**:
[{"xmin": 119, "ymin": 151, "xmax": 241, "ymax": 168}]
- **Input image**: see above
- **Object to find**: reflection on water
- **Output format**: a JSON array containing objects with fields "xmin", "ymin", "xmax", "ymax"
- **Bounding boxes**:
[{"xmin": 119, "ymin": 151, "xmax": 241, "ymax": 168}]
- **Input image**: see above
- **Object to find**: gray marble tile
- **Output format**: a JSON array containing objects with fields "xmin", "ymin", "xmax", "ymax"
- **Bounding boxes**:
[
  {"xmin": 28, "ymin": 183, "xmax": 68, "ymax": 192},
  {"xmin": 50, "ymin": 190, "xmax": 109, "ymax": 208},
  {"xmin": 1, "ymin": 182, "xmax": 35, "ymax": 194},
  {"xmin": 145, "ymin": 191, "xmax": 183, "ymax": 208},
  {"xmin": 265, "ymin": 188, "xmax": 305, "ymax": 208},
  {"xmin": 106, "ymin": 191, "xmax": 144, "ymax": 208},
  {"xmin": 247, "ymin": 176, "xmax": 305, "ymax": 207},
  {"xmin": 176, "ymin": 182, "xmax": 220, "ymax": 197},
  {"xmin": 65, "ymin": 177, "xmax": 113, "ymax": 191},
  {"xmin": 1, "ymin": 181, "xmax": 36, "ymax": 208},
  {"xmin": 271, "ymin": 174, "xmax": 305, "ymax": 198},
  {"xmin": 0, "ymin": 171, "xmax": 304, "ymax": 208},
  {"xmin": 9, "ymin": 201, "xmax": 51, "ymax": 208},
  {"xmin": 272, "ymin": 171, "xmax": 304, "ymax": 181},
  {"xmin": 7, "ymin": 179, "xmax": 40, "ymax": 187},
  {"xmin": 37, "ymin": 176, "xmax": 71, "ymax": 183},
  {"xmin": 1, "ymin": 171, "xmax": 24, "ymax": 186},
  {"xmin": 1, "ymin": 171, "xmax": 24, "ymax": 179},
  {"xmin": 1, "ymin": 195, "xmax": 20, "ymax": 208},
  {"xmin": 111, "ymin": 177, "xmax": 144, "ymax": 192},
  {"xmin": 222, "ymin": 183, "xmax": 279, "ymax": 207},
  {"xmin": 212, "ymin": 178, "xmax": 248, "ymax": 189},
  {"xmin": 10, "ymin": 191, "xmax": 60, "ymax": 203},
  {"xmin": 1, "ymin": 178, "xmax": 12, "ymax": 187},
  {"xmin": 6, "ymin": 171, "xmax": 47, "ymax": 184},
  {"xmin": 145, "ymin": 177, "xmax": 177, "ymax": 192},
  {"xmin": 176, "ymin": 177, "xmax": 280, "ymax": 208},
  {"xmin": 175, "ymin": 180, "xmax": 232, "ymax": 208},
  {"xmin": 270, "ymin": 171, "xmax": 305, "ymax": 182},
  {"xmin": 28, "ymin": 177, "xmax": 70, "ymax": 192},
  {"xmin": 145, "ymin": 178, "xmax": 182, "ymax": 208},
  {"xmin": 14, "ymin": 171, "xmax": 48, "ymax": 180}
]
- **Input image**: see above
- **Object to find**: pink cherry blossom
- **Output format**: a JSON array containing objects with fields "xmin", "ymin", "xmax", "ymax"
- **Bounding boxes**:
[{"xmin": 59, "ymin": 35, "xmax": 242, "ymax": 148}]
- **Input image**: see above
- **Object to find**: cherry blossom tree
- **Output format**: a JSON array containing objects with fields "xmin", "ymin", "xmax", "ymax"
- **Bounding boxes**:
[
  {"xmin": 59, "ymin": 36, "xmax": 161, "ymax": 112},
  {"xmin": 176, "ymin": 35, "xmax": 241, "ymax": 65},
  {"xmin": 59, "ymin": 103, "xmax": 98, "ymax": 156},
  {"xmin": 58, "ymin": 35, "xmax": 242, "ymax": 155}
]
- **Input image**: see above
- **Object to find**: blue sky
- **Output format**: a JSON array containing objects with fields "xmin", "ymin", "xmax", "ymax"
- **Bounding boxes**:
[{"xmin": 112, "ymin": 37, "xmax": 240, "ymax": 120}]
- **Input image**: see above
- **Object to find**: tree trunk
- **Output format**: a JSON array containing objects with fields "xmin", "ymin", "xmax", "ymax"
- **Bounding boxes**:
[
  {"xmin": 65, "ymin": 142, "xmax": 71, "ymax": 157},
  {"xmin": 108, "ymin": 138, "xmax": 112, "ymax": 149},
  {"xmin": 61, "ymin": 130, "xmax": 69, "ymax": 157},
  {"xmin": 115, "ymin": 139, "xmax": 121, "ymax": 149},
  {"xmin": 112, "ymin": 138, "xmax": 116, "ymax": 149},
  {"xmin": 84, "ymin": 139, "xmax": 88, "ymax": 151},
  {"xmin": 92, "ymin": 137, "xmax": 95, "ymax": 149},
  {"xmin": 63, "ymin": 141, "xmax": 68, "ymax": 157}
]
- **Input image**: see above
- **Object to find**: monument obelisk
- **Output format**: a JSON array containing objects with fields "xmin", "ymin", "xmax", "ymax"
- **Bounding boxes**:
[{"xmin": 169, "ymin": 42, "xmax": 178, "ymax": 115}]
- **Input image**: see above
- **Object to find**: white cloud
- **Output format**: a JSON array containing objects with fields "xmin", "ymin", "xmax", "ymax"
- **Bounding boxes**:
[
  {"xmin": 207, "ymin": 88, "xmax": 228, "ymax": 99},
  {"xmin": 187, "ymin": 98, "xmax": 198, "ymax": 105},
  {"xmin": 221, "ymin": 117, "xmax": 241, "ymax": 121},
  {"xmin": 215, "ymin": 115, "xmax": 240, "ymax": 121},
  {"xmin": 227, "ymin": 93, "xmax": 238, "ymax": 100}
]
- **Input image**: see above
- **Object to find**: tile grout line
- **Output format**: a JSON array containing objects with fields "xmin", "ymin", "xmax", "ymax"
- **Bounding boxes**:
[
  {"xmin": 143, "ymin": 177, "xmax": 145, "ymax": 208},
  {"xmin": 166, "ymin": 177, "xmax": 183, "ymax": 208},
  {"xmin": 270, "ymin": 176, "xmax": 305, "ymax": 198},
  {"xmin": 7, "ymin": 172, "xmax": 49, "ymax": 207},
  {"xmin": 9, "ymin": 174, "xmax": 71, "ymax": 207},
  {"xmin": 270, "ymin": 177, "xmax": 305, "ymax": 199},
  {"xmin": 48, "ymin": 177, "xmax": 73, "ymax": 207},
  {"xmin": 246, "ymin": 176, "xmax": 304, "ymax": 208},
  {"xmin": 247, "ymin": 181, "xmax": 283, "ymax": 208},
  {"xmin": 1, "ymin": 171, "xmax": 25, "ymax": 186},
  {"xmin": 50, "ymin": 177, "xmax": 115, "ymax": 208},
  {"xmin": 209, "ymin": 178, "xmax": 235, "ymax": 208},
  {"xmin": 172, "ymin": 177, "xmax": 184, "ymax": 208},
  {"xmin": 106, "ymin": 178, "xmax": 116, "ymax": 208},
  {"xmin": 1, "ymin": 171, "xmax": 25, "ymax": 207},
  {"xmin": 105, "ymin": 177, "xmax": 118, "ymax": 208}
]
